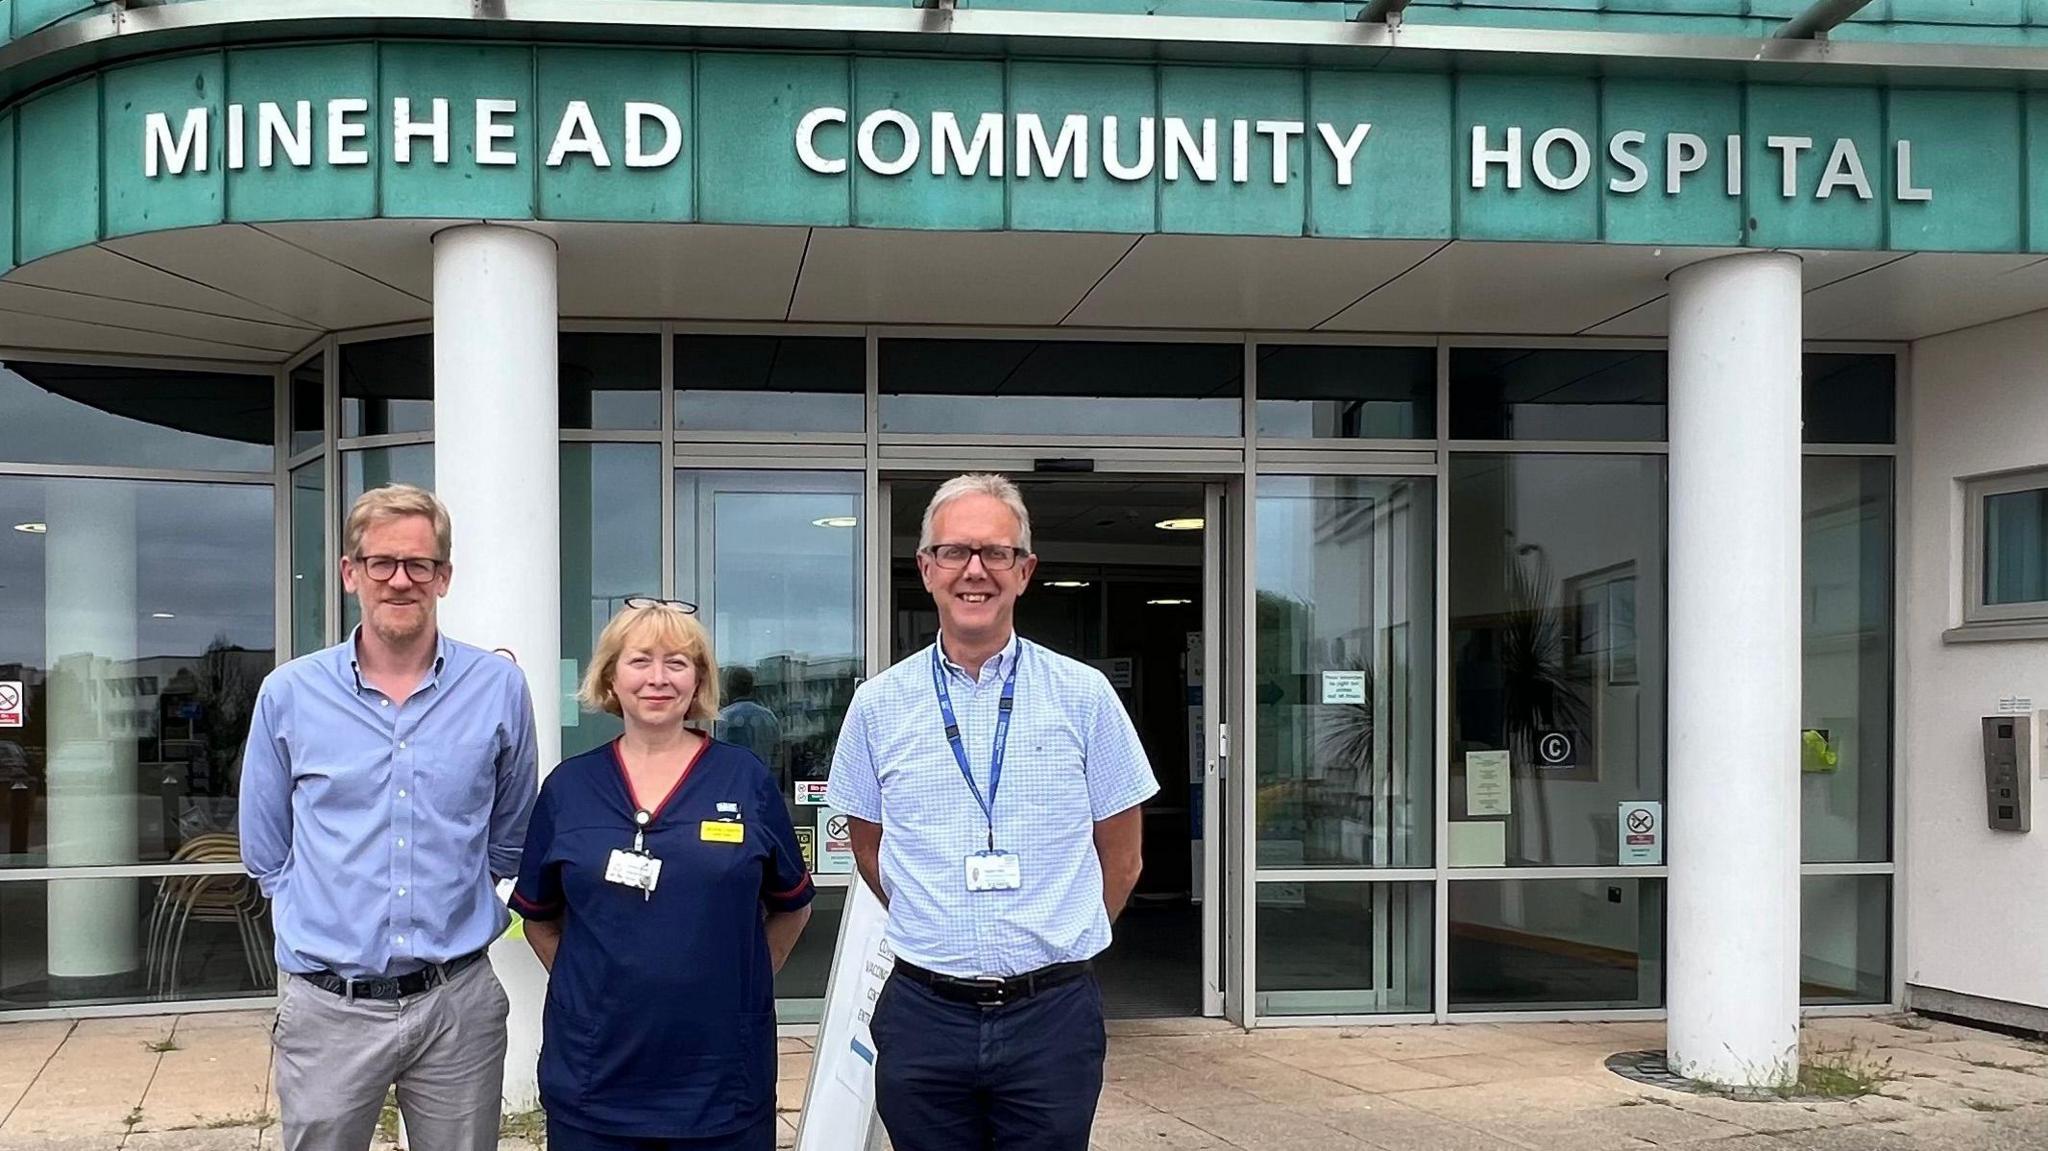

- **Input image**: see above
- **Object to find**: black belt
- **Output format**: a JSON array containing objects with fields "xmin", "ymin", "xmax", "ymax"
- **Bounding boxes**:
[
  {"xmin": 893, "ymin": 959, "xmax": 1091, "ymax": 1007},
  {"xmin": 299, "ymin": 949, "xmax": 486, "ymax": 1001}
]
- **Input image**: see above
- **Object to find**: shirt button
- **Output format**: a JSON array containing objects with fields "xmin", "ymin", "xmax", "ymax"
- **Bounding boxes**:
[
  {"xmin": 393, "ymin": 934, "xmax": 405, "ymax": 945},
  {"xmin": 398, "ymin": 740, "xmax": 408, "ymax": 750},
  {"xmin": 397, "ymin": 838, "xmax": 406, "ymax": 847},
  {"xmin": 398, "ymin": 789, "xmax": 408, "ymax": 798},
  {"xmin": 398, "ymin": 887, "xmax": 407, "ymax": 897},
  {"xmin": 380, "ymin": 699, "xmax": 390, "ymax": 708}
]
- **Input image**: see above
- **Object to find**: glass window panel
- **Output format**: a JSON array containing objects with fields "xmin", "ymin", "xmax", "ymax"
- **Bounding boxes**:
[
  {"xmin": 1800, "ymin": 874, "xmax": 1890, "ymax": 1006},
  {"xmin": 1983, "ymin": 486, "xmax": 2048, "ymax": 607},
  {"xmin": 1448, "ymin": 878, "xmax": 1664, "ymax": 1011},
  {"xmin": 674, "ymin": 335, "xmax": 864, "ymax": 434},
  {"xmin": 1804, "ymin": 353, "xmax": 1895, "ymax": 445},
  {"xmin": 1256, "ymin": 476, "xmax": 1435, "ymax": 868},
  {"xmin": 675, "ymin": 471, "xmax": 863, "ymax": 888},
  {"xmin": 1255, "ymin": 344, "xmax": 1435, "ymax": 440},
  {"xmin": 879, "ymin": 339, "xmax": 1242, "ymax": 437},
  {"xmin": 1256, "ymin": 881, "xmax": 1432, "ymax": 1016},
  {"xmin": 1449, "ymin": 454, "xmax": 1666, "ymax": 867},
  {"xmin": 0, "ymin": 876, "xmax": 275, "ymax": 1008},
  {"xmin": 774, "ymin": 885, "xmax": 845, "ymax": 1023},
  {"xmin": 0, "ymin": 361, "xmax": 273, "ymax": 471},
  {"xmin": 340, "ymin": 446, "xmax": 433, "ymax": 634},
  {"xmin": 1802, "ymin": 458, "xmax": 1894, "ymax": 863},
  {"xmin": 290, "ymin": 354, "xmax": 325, "ymax": 457},
  {"xmin": 0, "ymin": 477, "xmax": 276, "ymax": 868},
  {"xmin": 291, "ymin": 465, "xmax": 326, "ymax": 659},
  {"xmin": 1449, "ymin": 348, "xmax": 1666, "ymax": 442},
  {"xmin": 561, "ymin": 333, "xmax": 660, "ymax": 431},
  {"xmin": 339, "ymin": 336, "xmax": 433, "ymax": 436},
  {"xmin": 561, "ymin": 444, "xmax": 663, "ymax": 759}
]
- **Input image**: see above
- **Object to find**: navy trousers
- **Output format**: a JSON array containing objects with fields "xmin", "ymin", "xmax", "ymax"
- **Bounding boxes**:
[
  {"xmin": 870, "ymin": 970, "xmax": 1107, "ymax": 1151},
  {"xmin": 544, "ymin": 1114, "xmax": 776, "ymax": 1151}
]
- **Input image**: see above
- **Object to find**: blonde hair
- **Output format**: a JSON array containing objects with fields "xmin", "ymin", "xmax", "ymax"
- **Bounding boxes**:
[
  {"xmin": 345, "ymin": 484, "xmax": 452, "ymax": 560},
  {"xmin": 578, "ymin": 604, "xmax": 721, "ymax": 721},
  {"xmin": 919, "ymin": 473, "xmax": 1033, "ymax": 552}
]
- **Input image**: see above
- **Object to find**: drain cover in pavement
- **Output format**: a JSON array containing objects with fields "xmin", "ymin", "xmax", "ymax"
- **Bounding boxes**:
[{"xmin": 1607, "ymin": 1050, "xmax": 1694, "ymax": 1092}]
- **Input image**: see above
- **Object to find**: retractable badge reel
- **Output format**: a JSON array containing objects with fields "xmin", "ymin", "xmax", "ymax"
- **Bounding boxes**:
[{"xmin": 604, "ymin": 809, "xmax": 663, "ymax": 900}]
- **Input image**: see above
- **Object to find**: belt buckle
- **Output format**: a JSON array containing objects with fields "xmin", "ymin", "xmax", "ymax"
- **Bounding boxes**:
[{"xmin": 968, "ymin": 976, "xmax": 1008, "ymax": 1006}]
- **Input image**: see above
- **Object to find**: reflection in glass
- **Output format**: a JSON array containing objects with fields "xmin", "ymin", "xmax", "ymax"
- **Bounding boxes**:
[
  {"xmin": 561, "ymin": 334, "xmax": 661, "ymax": 430},
  {"xmin": 0, "ymin": 361, "xmax": 273, "ymax": 472},
  {"xmin": 1449, "ymin": 454, "xmax": 1666, "ymax": 867},
  {"xmin": 879, "ymin": 339, "xmax": 1242, "ymax": 437},
  {"xmin": 1448, "ymin": 878, "xmax": 1664, "ymax": 1011},
  {"xmin": 291, "ymin": 465, "xmax": 326, "ymax": 659},
  {"xmin": 1801, "ymin": 874, "xmax": 1889, "ymax": 1005},
  {"xmin": 290, "ymin": 354, "xmax": 325, "ymax": 457},
  {"xmin": 0, "ymin": 477, "xmax": 275, "ymax": 870},
  {"xmin": 675, "ymin": 472, "xmax": 863, "ymax": 842},
  {"xmin": 340, "ymin": 336, "xmax": 433, "ymax": 436},
  {"xmin": 674, "ymin": 336, "xmax": 864, "ymax": 434},
  {"xmin": 0, "ymin": 877, "xmax": 274, "ymax": 1007},
  {"xmin": 1450, "ymin": 348, "xmax": 1666, "ymax": 442},
  {"xmin": 341, "ymin": 446, "xmax": 434, "ymax": 634},
  {"xmin": 774, "ymin": 885, "xmax": 845, "ymax": 1023},
  {"xmin": 1984, "ymin": 486, "xmax": 2047, "ymax": 607},
  {"xmin": 1802, "ymin": 458, "xmax": 1893, "ymax": 863},
  {"xmin": 1255, "ymin": 477, "xmax": 1434, "ymax": 868},
  {"xmin": 1804, "ymin": 354, "xmax": 1895, "ymax": 446},
  {"xmin": 561, "ymin": 445, "xmax": 663, "ymax": 759},
  {"xmin": 1255, "ymin": 345, "xmax": 1435, "ymax": 440},
  {"xmin": 1256, "ymin": 882, "xmax": 1431, "ymax": 1016}
]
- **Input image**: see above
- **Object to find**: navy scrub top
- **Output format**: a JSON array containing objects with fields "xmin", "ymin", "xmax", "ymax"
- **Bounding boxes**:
[{"xmin": 512, "ymin": 737, "xmax": 814, "ymax": 1139}]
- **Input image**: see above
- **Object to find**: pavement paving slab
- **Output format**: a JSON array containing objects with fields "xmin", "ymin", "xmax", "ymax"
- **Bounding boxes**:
[
  {"xmin": 134, "ymin": 1020, "xmax": 271, "ymax": 1134},
  {"xmin": 0, "ymin": 1024, "xmax": 73, "ymax": 1129},
  {"xmin": 1, "ymin": 1018, "xmax": 173, "ymax": 1139}
]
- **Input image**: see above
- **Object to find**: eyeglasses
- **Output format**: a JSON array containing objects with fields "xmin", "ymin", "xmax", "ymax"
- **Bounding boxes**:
[
  {"xmin": 922, "ymin": 544, "xmax": 1028, "ymax": 571},
  {"xmin": 354, "ymin": 555, "xmax": 446, "ymax": 583},
  {"xmin": 624, "ymin": 595, "xmax": 699, "ymax": 615}
]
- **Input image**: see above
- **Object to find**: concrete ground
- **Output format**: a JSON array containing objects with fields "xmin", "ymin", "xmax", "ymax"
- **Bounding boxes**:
[{"xmin": 0, "ymin": 1012, "xmax": 2044, "ymax": 1150}]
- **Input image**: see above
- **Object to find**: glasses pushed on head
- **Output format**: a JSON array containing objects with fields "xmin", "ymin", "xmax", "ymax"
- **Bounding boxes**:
[{"xmin": 621, "ymin": 595, "xmax": 699, "ymax": 614}]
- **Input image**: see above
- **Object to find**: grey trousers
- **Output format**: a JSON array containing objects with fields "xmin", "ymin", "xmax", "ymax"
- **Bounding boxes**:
[{"xmin": 271, "ymin": 958, "xmax": 511, "ymax": 1151}]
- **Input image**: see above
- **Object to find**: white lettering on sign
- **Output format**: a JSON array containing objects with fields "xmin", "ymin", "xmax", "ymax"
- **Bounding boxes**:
[{"xmin": 132, "ymin": 98, "xmax": 1934, "ymax": 204}]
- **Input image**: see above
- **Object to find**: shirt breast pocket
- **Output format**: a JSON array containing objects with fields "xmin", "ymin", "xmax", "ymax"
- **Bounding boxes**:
[
  {"xmin": 421, "ymin": 738, "xmax": 498, "ymax": 818},
  {"xmin": 1004, "ymin": 720, "xmax": 1090, "ymax": 834}
]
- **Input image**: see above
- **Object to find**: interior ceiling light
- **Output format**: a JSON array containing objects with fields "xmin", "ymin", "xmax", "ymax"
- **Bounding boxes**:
[
  {"xmin": 12, "ymin": 522, "xmax": 47, "ymax": 534},
  {"xmin": 1147, "ymin": 598, "xmax": 1193, "ymax": 607},
  {"xmin": 1047, "ymin": 580, "xmax": 1091, "ymax": 589},
  {"xmin": 1154, "ymin": 517, "xmax": 1205, "ymax": 532},
  {"xmin": 151, "ymin": 612, "xmax": 176, "ymax": 620},
  {"xmin": 812, "ymin": 516, "xmax": 859, "ymax": 529}
]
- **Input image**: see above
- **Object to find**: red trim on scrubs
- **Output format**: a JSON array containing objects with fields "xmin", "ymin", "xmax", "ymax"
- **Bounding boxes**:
[{"xmin": 610, "ymin": 735, "xmax": 710, "ymax": 817}]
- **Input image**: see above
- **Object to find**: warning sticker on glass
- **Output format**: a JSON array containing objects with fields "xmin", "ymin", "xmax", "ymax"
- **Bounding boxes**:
[
  {"xmin": 1619, "ymin": 801, "xmax": 1663, "ymax": 866},
  {"xmin": 0, "ymin": 682, "xmax": 21, "ymax": 729}
]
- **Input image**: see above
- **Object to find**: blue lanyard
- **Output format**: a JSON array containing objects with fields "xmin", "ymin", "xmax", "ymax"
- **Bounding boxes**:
[{"xmin": 930, "ymin": 644, "xmax": 1019, "ymax": 852}]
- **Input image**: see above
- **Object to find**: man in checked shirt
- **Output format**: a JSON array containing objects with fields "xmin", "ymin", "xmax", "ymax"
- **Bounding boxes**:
[
  {"xmin": 240, "ymin": 484, "xmax": 538, "ymax": 1151},
  {"xmin": 826, "ymin": 473, "xmax": 1158, "ymax": 1151}
]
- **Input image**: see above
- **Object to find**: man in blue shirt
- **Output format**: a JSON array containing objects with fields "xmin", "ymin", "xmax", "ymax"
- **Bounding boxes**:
[
  {"xmin": 826, "ymin": 473, "xmax": 1158, "ymax": 1151},
  {"xmin": 239, "ymin": 484, "xmax": 538, "ymax": 1151}
]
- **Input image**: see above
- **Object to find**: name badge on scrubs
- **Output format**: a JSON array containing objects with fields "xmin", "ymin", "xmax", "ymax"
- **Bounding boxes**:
[
  {"xmin": 605, "ymin": 849, "xmax": 662, "ymax": 895},
  {"xmin": 700, "ymin": 820, "xmax": 744, "ymax": 844},
  {"xmin": 965, "ymin": 850, "xmax": 1022, "ymax": 892}
]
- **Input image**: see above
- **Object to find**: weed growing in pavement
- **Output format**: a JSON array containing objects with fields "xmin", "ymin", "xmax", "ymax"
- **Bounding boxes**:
[
  {"xmin": 200, "ymin": 1112, "xmax": 277, "ymax": 1130},
  {"xmin": 144, "ymin": 1037, "xmax": 180, "ymax": 1053},
  {"xmin": 123, "ymin": 1107, "xmax": 144, "ymax": 1130},
  {"xmin": 1963, "ymin": 1099, "xmax": 2016, "ymax": 1113},
  {"xmin": 502, "ymin": 1109, "xmax": 547, "ymax": 1146},
  {"xmin": 1688, "ymin": 1042, "xmax": 1896, "ymax": 1101}
]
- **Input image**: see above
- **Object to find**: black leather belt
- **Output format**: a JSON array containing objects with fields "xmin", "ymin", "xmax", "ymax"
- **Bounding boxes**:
[
  {"xmin": 894, "ymin": 959, "xmax": 1091, "ymax": 1007},
  {"xmin": 299, "ymin": 949, "xmax": 486, "ymax": 1001}
]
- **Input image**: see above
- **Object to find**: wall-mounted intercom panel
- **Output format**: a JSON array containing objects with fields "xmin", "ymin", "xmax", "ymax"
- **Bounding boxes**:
[{"xmin": 1983, "ymin": 714, "xmax": 2034, "ymax": 832}]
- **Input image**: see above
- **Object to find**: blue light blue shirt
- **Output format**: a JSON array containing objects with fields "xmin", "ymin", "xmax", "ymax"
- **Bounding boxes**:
[
  {"xmin": 238, "ymin": 629, "xmax": 539, "ymax": 980},
  {"xmin": 826, "ymin": 635, "xmax": 1158, "ymax": 978}
]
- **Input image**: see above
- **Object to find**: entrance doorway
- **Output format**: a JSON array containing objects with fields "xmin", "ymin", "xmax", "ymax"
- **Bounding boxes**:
[{"xmin": 887, "ymin": 478, "xmax": 1219, "ymax": 1018}]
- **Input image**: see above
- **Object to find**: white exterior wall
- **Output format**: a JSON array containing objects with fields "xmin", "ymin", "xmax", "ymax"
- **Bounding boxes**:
[{"xmin": 1904, "ymin": 311, "xmax": 2048, "ymax": 1016}]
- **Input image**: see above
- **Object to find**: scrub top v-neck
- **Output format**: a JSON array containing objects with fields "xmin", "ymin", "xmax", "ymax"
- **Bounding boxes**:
[{"xmin": 512, "ymin": 738, "xmax": 814, "ymax": 1139}]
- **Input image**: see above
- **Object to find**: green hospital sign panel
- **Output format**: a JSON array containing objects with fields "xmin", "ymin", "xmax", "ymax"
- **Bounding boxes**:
[{"xmin": 3, "ymin": 41, "xmax": 2041, "ymax": 269}]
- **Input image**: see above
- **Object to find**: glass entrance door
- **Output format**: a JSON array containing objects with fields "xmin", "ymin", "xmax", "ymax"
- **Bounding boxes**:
[{"xmin": 882, "ymin": 476, "xmax": 1228, "ymax": 1019}]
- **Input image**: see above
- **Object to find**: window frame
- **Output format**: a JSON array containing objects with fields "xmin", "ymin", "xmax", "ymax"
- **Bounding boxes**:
[{"xmin": 1963, "ymin": 466, "xmax": 2048, "ymax": 628}]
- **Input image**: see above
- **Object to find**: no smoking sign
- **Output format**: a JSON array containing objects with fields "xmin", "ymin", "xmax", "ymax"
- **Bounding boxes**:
[
  {"xmin": 1619, "ymin": 800, "xmax": 1663, "ymax": 866},
  {"xmin": 0, "ymin": 681, "xmax": 21, "ymax": 728}
]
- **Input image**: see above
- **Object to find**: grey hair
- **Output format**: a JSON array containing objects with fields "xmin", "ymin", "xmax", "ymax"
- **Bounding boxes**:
[{"xmin": 919, "ymin": 473, "xmax": 1033, "ymax": 553}]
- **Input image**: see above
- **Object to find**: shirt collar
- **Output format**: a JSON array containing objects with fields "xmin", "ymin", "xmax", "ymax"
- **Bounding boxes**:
[
  {"xmin": 935, "ymin": 632, "xmax": 1022, "ymax": 685},
  {"xmin": 344, "ymin": 625, "xmax": 450, "ymax": 693}
]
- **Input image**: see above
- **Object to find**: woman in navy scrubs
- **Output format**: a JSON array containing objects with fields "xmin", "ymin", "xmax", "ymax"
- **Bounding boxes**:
[{"xmin": 512, "ymin": 597, "xmax": 814, "ymax": 1151}]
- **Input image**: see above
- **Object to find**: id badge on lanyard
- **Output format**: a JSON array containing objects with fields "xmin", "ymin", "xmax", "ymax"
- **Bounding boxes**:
[{"xmin": 933, "ymin": 647, "xmax": 1023, "ymax": 893}]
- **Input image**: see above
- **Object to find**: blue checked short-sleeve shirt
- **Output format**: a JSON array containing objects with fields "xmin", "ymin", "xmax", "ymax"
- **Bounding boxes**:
[{"xmin": 825, "ymin": 634, "xmax": 1159, "ymax": 977}]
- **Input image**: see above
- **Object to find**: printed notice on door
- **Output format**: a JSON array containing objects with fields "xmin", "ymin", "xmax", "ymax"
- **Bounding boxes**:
[{"xmin": 1465, "ymin": 750, "xmax": 1511, "ymax": 817}]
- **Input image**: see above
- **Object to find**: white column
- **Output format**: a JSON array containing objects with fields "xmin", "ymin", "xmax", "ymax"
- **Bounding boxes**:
[
  {"xmin": 431, "ymin": 224, "xmax": 561, "ymax": 1111},
  {"xmin": 44, "ymin": 482, "xmax": 140, "ymax": 986},
  {"xmin": 1666, "ymin": 251, "xmax": 1804, "ymax": 1088}
]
